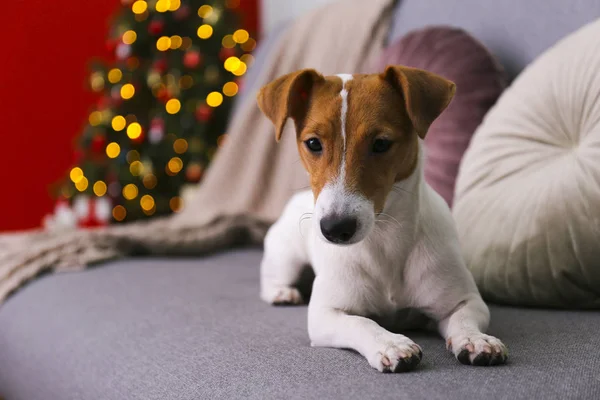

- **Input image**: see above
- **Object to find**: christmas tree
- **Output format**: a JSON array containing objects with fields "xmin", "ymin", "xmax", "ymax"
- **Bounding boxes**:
[{"xmin": 56, "ymin": 0, "xmax": 255, "ymax": 227}]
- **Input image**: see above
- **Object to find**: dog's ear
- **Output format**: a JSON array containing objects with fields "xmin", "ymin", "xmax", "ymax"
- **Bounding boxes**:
[
  {"xmin": 257, "ymin": 69, "xmax": 324, "ymax": 142},
  {"xmin": 381, "ymin": 65, "xmax": 456, "ymax": 139}
]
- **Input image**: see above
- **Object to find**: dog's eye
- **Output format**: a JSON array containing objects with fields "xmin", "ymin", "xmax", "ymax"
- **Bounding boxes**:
[
  {"xmin": 372, "ymin": 138, "xmax": 392, "ymax": 154},
  {"xmin": 305, "ymin": 138, "xmax": 323, "ymax": 153}
]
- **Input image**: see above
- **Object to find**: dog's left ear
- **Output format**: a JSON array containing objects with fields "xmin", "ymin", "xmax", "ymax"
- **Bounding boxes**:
[{"xmin": 382, "ymin": 65, "xmax": 456, "ymax": 139}]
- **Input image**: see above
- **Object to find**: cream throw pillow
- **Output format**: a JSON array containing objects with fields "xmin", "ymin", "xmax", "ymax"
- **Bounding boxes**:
[{"xmin": 453, "ymin": 18, "xmax": 600, "ymax": 308}]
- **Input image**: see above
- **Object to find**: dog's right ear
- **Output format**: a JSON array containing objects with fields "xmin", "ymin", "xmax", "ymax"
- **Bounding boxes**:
[{"xmin": 257, "ymin": 69, "xmax": 324, "ymax": 142}]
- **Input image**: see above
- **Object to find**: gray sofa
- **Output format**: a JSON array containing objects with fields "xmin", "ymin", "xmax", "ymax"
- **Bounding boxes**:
[{"xmin": 2, "ymin": 1, "xmax": 600, "ymax": 399}]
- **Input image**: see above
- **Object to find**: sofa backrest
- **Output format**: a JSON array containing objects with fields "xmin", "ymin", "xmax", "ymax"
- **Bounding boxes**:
[{"xmin": 389, "ymin": 0, "xmax": 600, "ymax": 78}]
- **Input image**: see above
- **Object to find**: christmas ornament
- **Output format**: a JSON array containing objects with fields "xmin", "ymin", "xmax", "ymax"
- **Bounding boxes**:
[
  {"xmin": 195, "ymin": 103, "xmax": 213, "ymax": 121},
  {"xmin": 116, "ymin": 43, "xmax": 132, "ymax": 60},
  {"xmin": 174, "ymin": 4, "xmax": 191, "ymax": 20},
  {"xmin": 185, "ymin": 162, "xmax": 203, "ymax": 182},
  {"xmin": 219, "ymin": 47, "xmax": 236, "ymax": 62},
  {"xmin": 91, "ymin": 135, "xmax": 107, "ymax": 154},
  {"xmin": 183, "ymin": 50, "xmax": 202, "ymax": 69},
  {"xmin": 42, "ymin": 199, "xmax": 78, "ymax": 232},
  {"xmin": 149, "ymin": 118, "xmax": 165, "ymax": 143},
  {"xmin": 148, "ymin": 19, "xmax": 165, "ymax": 35},
  {"xmin": 153, "ymin": 58, "xmax": 168, "ymax": 74}
]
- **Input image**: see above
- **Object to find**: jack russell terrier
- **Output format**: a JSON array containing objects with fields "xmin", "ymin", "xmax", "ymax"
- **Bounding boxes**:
[{"xmin": 256, "ymin": 65, "xmax": 508, "ymax": 373}]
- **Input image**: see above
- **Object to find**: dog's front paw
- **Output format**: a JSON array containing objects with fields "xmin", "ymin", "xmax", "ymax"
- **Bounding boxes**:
[
  {"xmin": 447, "ymin": 333, "xmax": 508, "ymax": 366},
  {"xmin": 368, "ymin": 335, "xmax": 423, "ymax": 373},
  {"xmin": 261, "ymin": 286, "xmax": 304, "ymax": 306}
]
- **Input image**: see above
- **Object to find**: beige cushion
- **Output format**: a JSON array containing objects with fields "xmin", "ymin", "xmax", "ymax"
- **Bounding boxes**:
[{"xmin": 453, "ymin": 19, "xmax": 600, "ymax": 308}]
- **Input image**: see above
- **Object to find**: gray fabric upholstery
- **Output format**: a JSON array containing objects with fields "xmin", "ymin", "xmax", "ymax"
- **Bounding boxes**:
[
  {"xmin": 390, "ymin": 0, "xmax": 600, "ymax": 78},
  {"xmin": 1, "ymin": 250, "xmax": 600, "ymax": 400}
]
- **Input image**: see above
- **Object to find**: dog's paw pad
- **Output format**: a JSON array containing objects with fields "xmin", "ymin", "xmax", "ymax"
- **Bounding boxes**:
[
  {"xmin": 449, "ymin": 333, "xmax": 508, "ymax": 366},
  {"xmin": 261, "ymin": 286, "xmax": 303, "ymax": 306},
  {"xmin": 371, "ymin": 338, "xmax": 422, "ymax": 373}
]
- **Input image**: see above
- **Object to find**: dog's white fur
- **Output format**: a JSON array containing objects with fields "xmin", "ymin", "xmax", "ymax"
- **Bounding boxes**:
[{"xmin": 260, "ymin": 74, "xmax": 507, "ymax": 372}]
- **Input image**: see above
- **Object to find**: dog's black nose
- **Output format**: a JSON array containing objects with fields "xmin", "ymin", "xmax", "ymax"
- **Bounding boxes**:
[{"xmin": 320, "ymin": 216, "xmax": 357, "ymax": 244}]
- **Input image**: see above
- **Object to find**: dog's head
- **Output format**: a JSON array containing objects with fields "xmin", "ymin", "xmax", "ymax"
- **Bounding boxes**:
[{"xmin": 257, "ymin": 66, "xmax": 455, "ymax": 245}]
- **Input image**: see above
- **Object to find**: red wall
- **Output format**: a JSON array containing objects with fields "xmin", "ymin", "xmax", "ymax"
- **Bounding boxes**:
[{"xmin": 0, "ymin": 0, "xmax": 258, "ymax": 232}]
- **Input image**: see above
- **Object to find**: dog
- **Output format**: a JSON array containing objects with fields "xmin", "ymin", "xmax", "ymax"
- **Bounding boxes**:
[{"xmin": 256, "ymin": 65, "xmax": 508, "ymax": 373}]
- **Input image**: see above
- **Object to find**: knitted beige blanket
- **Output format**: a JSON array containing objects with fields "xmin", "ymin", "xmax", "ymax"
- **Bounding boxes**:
[{"xmin": 0, "ymin": 0, "xmax": 395, "ymax": 304}]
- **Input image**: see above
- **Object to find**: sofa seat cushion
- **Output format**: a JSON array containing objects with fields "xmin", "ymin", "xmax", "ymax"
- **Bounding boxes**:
[{"xmin": 1, "ymin": 250, "xmax": 600, "ymax": 399}]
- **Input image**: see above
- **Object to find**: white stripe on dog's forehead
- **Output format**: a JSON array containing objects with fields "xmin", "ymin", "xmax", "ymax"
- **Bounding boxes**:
[{"xmin": 335, "ymin": 74, "xmax": 353, "ymax": 181}]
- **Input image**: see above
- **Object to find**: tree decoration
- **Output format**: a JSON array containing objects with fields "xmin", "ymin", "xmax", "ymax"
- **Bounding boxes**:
[{"xmin": 53, "ymin": 0, "xmax": 255, "ymax": 225}]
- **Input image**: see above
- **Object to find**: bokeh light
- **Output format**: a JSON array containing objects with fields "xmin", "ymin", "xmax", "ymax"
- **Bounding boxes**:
[
  {"xmin": 132, "ymin": 0, "xmax": 148, "ymax": 14},
  {"xmin": 221, "ymin": 35, "xmax": 235, "ymax": 48},
  {"xmin": 179, "ymin": 75, "xmax": 194, "ymax": 89},
  {"xmin": 143, "ymin": 174, "xmax": 157, "ymax": 189},
  {"xmin": 112, "ymin": 115, "xmax": 127, "ymax": 131},
  {"xmin": 90, "ymin": 73, "xmax": 104, "ymax": 91},
  {"xmin": 130, "ymin": 160, "xmax": 144, "ymax": 176},
  {"xmin": 127, "ymin": 122, "xmax": 142, "ymax": 139},
  {"xmin": 113, "ymin": 205, "xmax": 127, "ymax": 221},
  {"xmin": 167, "ymin": 157, "xmax": 183, "ymax": 174},
  {"xmin": 241, "ymin": 38, "xmax": 256, "ymax": 52},
  {"xmin": 70, "ymin": 167, "xmax": 84, "ymax": 183},
  {"xmin": 233, "ymin": 29, "xmax": 249, "ymax": 44},
  {"xmin": 156, "ymin": 36, "xmax": 172, "ymax": 51},
  {"xmin": 198, "ymin": 5, "xmax": 213, "ymax": 18},
  {"xmin": 173, "ymin": 138, "xmax": 188, "ymax": 154},
  {"xmin": 93, "ymin": 181, "xmax": 107, "ymax": 196},
  {"xmin": 170, "ymin": 196, "xmax": 184, "ymax": 212},
  {"xmin": 224, "ymin": 56, "xmax": 241, "ymax": 71},
  {"xmin": 106, "ymin": 142, "xmax": 121, "ymax": 158},
  {"xmin": 170, "ymin": 35, "xmax": 183, "ymax": 49},
  {"xmin": 121, "ymin": 83, "xmax": 135, "ymax": 99},
  {"xmin": 231, "ymin": 62, "xmax": 247, "ymax": 76},
  {"xmin": 206, "ymin": 91, "xmax": 223, "ymax": 107},
  {"xmin": 108, "ymin": 68, "xmax": 123, "ymax": 83},
  {"xmin": 222, "ymin": 81, "xmax": 238, "ymax": 97},
  {"xmin": 155, "ymin": 0, "xmax": 170, "ymax": 12},
  {"xmin": 140, "ymin": 195, "xmax": 155, "ymax": 211},
  {"xmin": 75, "ymin": 177, "xmax": 89, "ymax": 192},
  {"xmin": 122, "ymin": 30, "xmax": 137, "ymax": 44},
  {"xmin": 166, "ymin": 99, "xmax": 181, "ymax": 114},
  {"xmin": 122, "ymin": 183, "xmax": 139, "ymax": 200},
  {"xmin": 127, "ymin": 150, "xmax": 140, "ymax": 163},
  {"xmin": 169, "ymin": 0, "xmax": 181, "ymax": 11},
  {"xmin": 197, "ymin": 24, "xmax": 213, "ymax": 39},
  {"xmin": 89, "ymin": 111, "xmax": 103, "ymax": 126}
]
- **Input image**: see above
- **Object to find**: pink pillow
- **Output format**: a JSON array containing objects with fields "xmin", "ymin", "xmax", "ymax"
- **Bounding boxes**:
[{"xmin": 376, "ymin": 27, "xmax": 506, "ymax": 206}]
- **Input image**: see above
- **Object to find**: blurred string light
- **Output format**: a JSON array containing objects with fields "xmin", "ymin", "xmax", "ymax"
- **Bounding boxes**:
[
  {"xmin": 127, "ymin": 122, "xmax": 142, "ymax": 139},
  {"xmin": 123, "ymin": 183, "xmax": 139, "ymax": 200},
  {"xmin": 122, "ymin": 30, "xmax": 137, "ymax": 44},
  {"xmin": 240, "ymin": 54, "xmax": 254, "ymax": 67},
  {"xmin": 166, "ymin": 99, "xmax": 181, "ymax": 114},
  {"xmin": 197, "ymin": 24, "xmax": 213, "ymax": 39},
  {"xmin": 121, "ymin": 83, "xmax": 135, "ymax": 99},
  {"xmin": 112, "ymin": 115, "xmax": 127, "ymax": 131},
  {"xmin": 89, "ymin": 111, "xmax": 103, "ymax": 126},
  {"xmin": 167, "ymin": 157, "xmax": 183, "ymax": 174},
  {"xmin": 130, "ymin": 160, "xmax": 144, "ymax": 176},
  {"xmin": 173, "ymin": 138, "xmax": 188, "ymax": 153},
  {"xmin": 113, "ymin": 205, "xmax": 127, "ymax": 221},
  {"xmin": 140, "ymin": 194, "xmax": 155, "ymax": 211},
  {"xmin": 106, "ymin": 142, "xmax": 121, "ymax": 158},
  {"xmin": 222, "ymin": 81, "xmax": 238, "ymax": 97},
  {"xmin": 198, "ymin": 5, "xmax": 213, "ymax": 18},
  {"xmin": 131, "ymin": 0, "xmax": 148, "ymax": 14},
  {"xmin": 108, "ymin": 68, "xmax": 123, "ymax": 83},
  {"xmin": 75, "ymin": 177, "xmax": 89, "ymax": 192},
  {"xmin": 169, "ymin": 0, "xmax": 181, "ymax": 11},
  {"xmin": 233, "ymin": 29, "xmax": 249, "ymax": 44},
  {"xmin": 127, "ymin": 150, "xmax": 140, "ymax": 163},
  {"xmin": 206, "ymin": 91, "xmax": 223, "ymax": 107},
  {"xmin": 143, "ymin": 174, "xmax": 157, "ymax": 189},
  {"xmin": 90, "ymin": 73, "xmax": 104, "ymax": 91},
  {"xmin": 170, "ymin": 196, "xmax": 183, "ymax": 212},
  {"xmin": 241, "ymin": 38, "xmax": 256, "ymax": 52},
  {"xmin": 221, "ymin": 35, "xmax": 235, "ymax": 48},
  {"xmin": 155, "ymin": 0, "xmax": 170, "ymax": 12},
  {"xmin": 179, "ymin": 75, "xmax": 194, "ymax": 89},
  {"xmin": 93, "ymin": 181, "xmax": 107, "ymax": 196},
  {"xmin": 70, "ymin": 167, "xmax": 84, "ymax": 183},
  {"xmin": 157, "ymin": 36, "xmax": 171, "ymax": 51},
  {"xmin": 170, "ymin": 35, "xmax": 183, "ymax": 49}
]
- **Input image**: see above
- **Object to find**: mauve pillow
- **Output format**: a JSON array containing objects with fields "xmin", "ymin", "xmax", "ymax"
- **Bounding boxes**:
[{"xmin": 376, "ymin": 27, "xmax": 506, "ymax": 206}]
